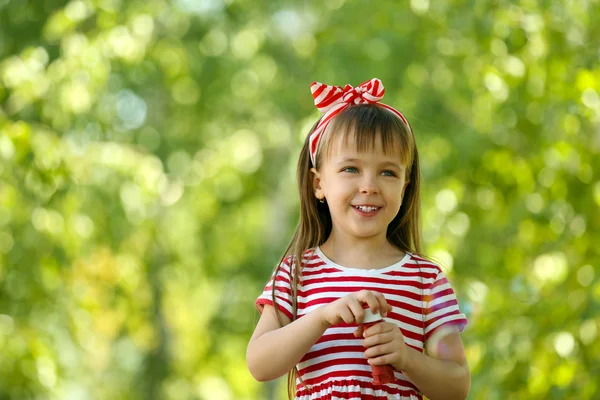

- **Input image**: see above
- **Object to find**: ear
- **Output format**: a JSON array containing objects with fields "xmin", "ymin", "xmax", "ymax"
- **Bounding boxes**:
[{"xmin": 311, "ymin": 167, "xmax": 324, "ymax": 200}]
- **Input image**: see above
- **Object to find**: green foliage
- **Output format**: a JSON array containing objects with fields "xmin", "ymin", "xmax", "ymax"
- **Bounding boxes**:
[{"xmin": 0, "ymin": 0, "xmax": 599, "ymax": 398}]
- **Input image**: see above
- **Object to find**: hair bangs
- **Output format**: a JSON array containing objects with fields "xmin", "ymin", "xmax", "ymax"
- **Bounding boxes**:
[{"xmin": 317, "ymin": 104, "xmax": 414, "ymax": 171}]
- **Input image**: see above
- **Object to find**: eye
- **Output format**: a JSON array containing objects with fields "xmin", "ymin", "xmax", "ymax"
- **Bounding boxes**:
[
  {"xmin": 381, "ymin": 170, "xmax": 397, "ymax": 177},
  {"xmin": 341, "ymin": 166, "xmax": 358, "ymax": 173}
]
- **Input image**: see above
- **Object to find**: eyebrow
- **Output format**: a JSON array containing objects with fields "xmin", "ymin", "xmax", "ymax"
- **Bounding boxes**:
[{"xmin": 335, "ymin": 158, "xmax": 404, "ymax": 169}]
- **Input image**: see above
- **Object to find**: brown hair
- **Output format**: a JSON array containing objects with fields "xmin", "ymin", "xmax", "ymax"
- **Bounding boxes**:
[{"xmin": 272, "ymin": 104, "xmax": 423, "ymax": 398}]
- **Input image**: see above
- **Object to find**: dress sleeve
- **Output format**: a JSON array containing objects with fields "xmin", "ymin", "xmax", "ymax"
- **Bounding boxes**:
[
  {"xmin": 423, "ymin": 269, "xmax": 468, "ymax": 341},
  {"xmin": 255, "ymin": 257, "xmax": 295, "ymax": 320}
]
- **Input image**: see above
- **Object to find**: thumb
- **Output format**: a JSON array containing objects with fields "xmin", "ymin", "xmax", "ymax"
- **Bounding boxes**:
[{"xmin": 353, "ymin": 326, "xmax": 364, "ymax": 338}]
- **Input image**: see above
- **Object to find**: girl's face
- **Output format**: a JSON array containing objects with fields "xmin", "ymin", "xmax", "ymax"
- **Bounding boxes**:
[{"xmin": 312, "ymin": 134, "xmax": 409, "ymax": 244}]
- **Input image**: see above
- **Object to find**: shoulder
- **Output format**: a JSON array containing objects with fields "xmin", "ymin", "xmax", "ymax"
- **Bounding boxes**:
[
  {"xmin": 405, "ymin": 253, "xmax": 459, "ymax": 293},
  {"xmin": 302, "ymin": 247, "xmax": 319, "ymax": 264},
  {"xmin": 406, "ymin": 253, "xmax": 444, "ymax": 276},
  {"xmin": 279, "ymin": 248, "xmax": 319, "ymax": 272},
  {"xmin": 408, "ymin": 254, "xmax": 463, "ymax": 299}
]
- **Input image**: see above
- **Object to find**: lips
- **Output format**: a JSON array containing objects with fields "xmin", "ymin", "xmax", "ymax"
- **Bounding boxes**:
[{"xmin": 352, "ymin": 205, "xmax": 382, "ymax": 213}]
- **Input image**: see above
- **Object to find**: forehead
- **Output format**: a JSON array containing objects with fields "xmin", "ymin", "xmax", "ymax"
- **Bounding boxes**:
[{"xmin": 326, "ymin": 133, "xmax": 404, "ymax": 162}]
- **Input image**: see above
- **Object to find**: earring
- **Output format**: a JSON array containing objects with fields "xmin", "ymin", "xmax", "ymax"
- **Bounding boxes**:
[{"xmin": 319, "ymin": 197, "xmax": 325, "ymax": 204}]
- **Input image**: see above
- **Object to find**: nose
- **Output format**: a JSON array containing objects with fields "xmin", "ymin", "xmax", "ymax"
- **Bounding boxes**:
[{"xmin": 359, "ymin": 174, "xmax": 379, "ymax": 195}]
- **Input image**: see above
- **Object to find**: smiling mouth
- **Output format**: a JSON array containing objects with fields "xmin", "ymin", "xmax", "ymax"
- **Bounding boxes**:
[{"xmin": 353, "ymin": 205, "xmax": 381, "ymax": 212}]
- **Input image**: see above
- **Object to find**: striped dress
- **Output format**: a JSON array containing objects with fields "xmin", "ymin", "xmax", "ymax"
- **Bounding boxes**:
[{"xmin": 255, "ymin": 247, "xmax": 468, "ymax": 400}]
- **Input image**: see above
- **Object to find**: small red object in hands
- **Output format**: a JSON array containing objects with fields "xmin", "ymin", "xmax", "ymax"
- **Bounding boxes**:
[{"xmin": 363, "ymin": 309, "xmax": 396, "ymax": 385}]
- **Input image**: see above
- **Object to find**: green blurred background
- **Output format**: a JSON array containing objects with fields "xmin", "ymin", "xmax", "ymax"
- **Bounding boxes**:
[{"xmin": 0, "ymin": 0, "xmax": 599, "ymax": 399}]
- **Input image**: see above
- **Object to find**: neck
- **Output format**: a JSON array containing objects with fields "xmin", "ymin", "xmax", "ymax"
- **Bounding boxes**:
[{"xmin": 320, "ymin": 230, "xmax": 405, "ymax": 270}]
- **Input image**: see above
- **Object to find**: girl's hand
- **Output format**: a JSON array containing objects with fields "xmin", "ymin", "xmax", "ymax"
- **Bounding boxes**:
[
  {"xmin": 361, "ymin": 321, "xmax": 409, "ymax": 372},
  {"xmin": 320, "ymin": 290, "xmax": 389, "ymax": 327}
]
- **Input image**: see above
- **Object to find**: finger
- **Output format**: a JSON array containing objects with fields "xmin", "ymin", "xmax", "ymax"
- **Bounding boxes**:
[
  {"xmin": 354, "ymin": 290, "xmax": 378, "ymax": 314},
  {"xmin": 363, "ymin": 321, "xmax": 393, "ymax": 338},
  {"xmin": 368, "ymin": 354, "xmax": 392, "ymax": 366},
  {"xmin": 363, "ymin": 330, "xmax": 395, "ymax": 347},
  {"xmin": 348, "ymin": 298, "xmax": 366, "ymax": 324},
  {"xmin": 372, "ymin": 292, "xmax": 390, "ymax": 316},
  {"xmin": 354, "ymin": 326, "xmax": 364, "ymax": 337},
  {"xmin": 362, "ymin": 323, "xmax": 377, "ymax": 337},
  {"xmin": 340, "ymin": 307, "xmax": 355, "ymax": 324},
  {"xmin": 364, "ymin": 343, "xmax": 390, "ymax": 358}
]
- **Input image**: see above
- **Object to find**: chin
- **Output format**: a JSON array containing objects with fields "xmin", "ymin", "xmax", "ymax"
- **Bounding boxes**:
[{"xmin": 352, "ymin": 230, "xmax": 386, "ymax": 239}]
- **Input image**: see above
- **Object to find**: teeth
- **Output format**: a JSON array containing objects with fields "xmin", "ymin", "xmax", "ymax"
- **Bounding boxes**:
[{"xmin": 356, "ymin": 206, "xmax": 378, "ymax": 212}]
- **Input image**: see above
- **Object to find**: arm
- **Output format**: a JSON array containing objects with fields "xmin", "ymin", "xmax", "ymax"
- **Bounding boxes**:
[
  {"xmin": 401, "ymin": 331, "xmax": 470, "ymax": 400},
  {"xmin": 400, "ymin": 267, "xmax": 469, "ymax": 399},
  {"xmin": 362, "ymin": 324, "xmax": 470, "ymax": 400},
  {"xmin": 246, "ymin": 304, "xmax": 329, "ymax": 382},
  {"xmin": 247, "ymin": 290, "xmax": 390, "ymax": 382}
]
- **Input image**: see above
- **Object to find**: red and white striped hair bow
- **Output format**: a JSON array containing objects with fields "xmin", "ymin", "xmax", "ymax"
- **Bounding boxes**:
[{"xmin": 308, "ymin": 78, "xmax": 410, "ymax": 166}]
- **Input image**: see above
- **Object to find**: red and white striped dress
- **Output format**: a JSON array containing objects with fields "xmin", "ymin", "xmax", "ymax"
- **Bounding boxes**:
[{"xmin": 255, "ymin": 247, "xmax": 468, "ymax": 400}]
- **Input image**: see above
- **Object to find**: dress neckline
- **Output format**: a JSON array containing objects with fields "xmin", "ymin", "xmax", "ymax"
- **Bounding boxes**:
[{"xmin": 315, "ymin": 246, "xmax": 412, "ymax": 274}]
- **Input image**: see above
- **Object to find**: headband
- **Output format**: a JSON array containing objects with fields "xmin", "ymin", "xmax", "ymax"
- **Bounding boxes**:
[{"xmin": 309, "ymin": 78, "xmax": 411, "ymax": 166}]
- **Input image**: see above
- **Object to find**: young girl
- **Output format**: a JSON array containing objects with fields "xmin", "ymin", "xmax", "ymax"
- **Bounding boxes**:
[{"xmin": 247, "ymin": 79, "xmax": 470, "ymax": 400}]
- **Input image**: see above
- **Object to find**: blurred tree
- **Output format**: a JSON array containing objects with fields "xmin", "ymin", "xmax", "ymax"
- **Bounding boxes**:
[{"xmin": 0, "ymin": 0, "xmax": 598, "ymax": 399}]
